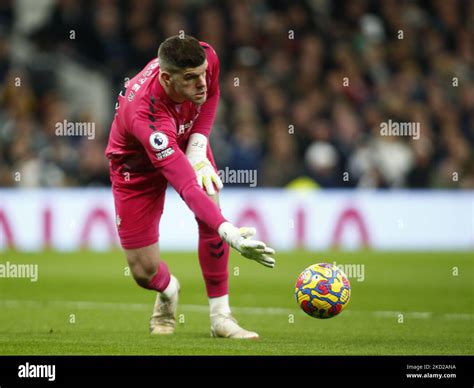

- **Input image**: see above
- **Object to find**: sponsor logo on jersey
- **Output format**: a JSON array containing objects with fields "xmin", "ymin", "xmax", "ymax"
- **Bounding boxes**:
[
  {"xmin": 178, "ymin": 120, "xmax": 194, "ymax": 135},
  {"xmin": 156, "ymin": 148, "xmax": 175, "ymax": 160}
]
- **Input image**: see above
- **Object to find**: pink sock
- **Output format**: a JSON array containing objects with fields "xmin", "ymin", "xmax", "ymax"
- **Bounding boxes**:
[
  {"xmin": 146, "ymin": 261, "xmax": 171, "ymax": 292},
  {"xmin": 197, "ymin": 219, "xmax": 229, "ymax": 298}
]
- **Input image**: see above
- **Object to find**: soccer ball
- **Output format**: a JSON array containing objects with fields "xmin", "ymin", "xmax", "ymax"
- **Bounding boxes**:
[{"xmin": 295, "ymin": 263, "xmax": 351, "ymax": 319}]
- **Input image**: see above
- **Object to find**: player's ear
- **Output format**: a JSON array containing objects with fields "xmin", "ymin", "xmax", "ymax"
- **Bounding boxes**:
[{"xmin": 159, "ymin": 70, "xmax": 172, "ymax": 86}]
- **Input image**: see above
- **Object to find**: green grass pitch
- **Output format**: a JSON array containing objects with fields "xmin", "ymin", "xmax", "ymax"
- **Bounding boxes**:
[{"xmin": 0, "ymin": 250, "xmax": 472, "ymax": 355}]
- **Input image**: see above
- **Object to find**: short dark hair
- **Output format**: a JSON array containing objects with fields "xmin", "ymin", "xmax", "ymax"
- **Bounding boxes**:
[{"xmin": 158, "ymin": 35, "xmax": 206, "ymax": 73}]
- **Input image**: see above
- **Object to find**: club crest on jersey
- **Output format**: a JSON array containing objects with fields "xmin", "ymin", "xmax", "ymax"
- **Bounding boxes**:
[{"xmin": 149, "ymin": 132, "xmax": 168, "ymax": 151}]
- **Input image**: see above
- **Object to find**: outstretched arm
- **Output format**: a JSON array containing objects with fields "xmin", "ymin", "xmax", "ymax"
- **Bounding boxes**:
[
  {"xmin": 130, "ymin": 113, "xmax": 276, "ymax": 268},
  {"xmin": 160, "ymin": 150, "xmax": 275, "ymax": 268}
]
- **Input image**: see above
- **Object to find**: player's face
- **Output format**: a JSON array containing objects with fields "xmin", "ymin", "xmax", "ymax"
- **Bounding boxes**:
[{"xmin": 172, "ymin": 61, "xmax": 208, "ymax": 105}]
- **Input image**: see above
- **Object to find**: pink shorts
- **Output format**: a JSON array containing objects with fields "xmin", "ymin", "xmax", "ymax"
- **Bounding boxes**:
[{"xmin": 111, "ymin": 146, "xmax": 217, "ymax": 250}]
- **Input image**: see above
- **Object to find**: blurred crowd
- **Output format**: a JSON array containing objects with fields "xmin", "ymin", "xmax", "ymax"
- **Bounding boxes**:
[{"xmin": 0, "ymin": 0, "xmax": 473, "ymax": 188}]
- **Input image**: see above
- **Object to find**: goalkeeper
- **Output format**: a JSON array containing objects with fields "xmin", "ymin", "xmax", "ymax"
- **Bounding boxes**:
[{"xmin": 105, "ymin": 35, "xmax": 275, "ymax": 339}]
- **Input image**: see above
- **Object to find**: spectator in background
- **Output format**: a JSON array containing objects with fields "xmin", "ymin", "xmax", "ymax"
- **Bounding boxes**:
[
  {"xmin": 260, "ymin": 118, "xmax": 303, "ymax": 186},
  {"xmin": 304, "ymin": 142, "xmax": 341, "ymax": 187}
]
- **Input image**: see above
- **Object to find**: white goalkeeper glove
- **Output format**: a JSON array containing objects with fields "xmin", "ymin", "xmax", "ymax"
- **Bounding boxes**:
[
  {"xmin": 186, "ymin": 133, "xmax": 223, "ymax": 195},
  {"xmin": 218, "ymin": 222, "xmax": 276, "ymax": 268}
]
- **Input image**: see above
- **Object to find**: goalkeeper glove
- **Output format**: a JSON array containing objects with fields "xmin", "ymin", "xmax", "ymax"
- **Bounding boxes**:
[
  {"xmin": 218, "ymin": 222, "xmax": 276, "ymax": 268},
  {"xmin": 186, "ymin": 133, "xmax": 223, "ymax": 195}
]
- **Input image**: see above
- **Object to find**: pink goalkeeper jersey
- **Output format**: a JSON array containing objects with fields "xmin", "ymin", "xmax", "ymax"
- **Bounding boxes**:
[{"xmin": 105, "ymin": 42, "xmax": 226, "ymax": 232}]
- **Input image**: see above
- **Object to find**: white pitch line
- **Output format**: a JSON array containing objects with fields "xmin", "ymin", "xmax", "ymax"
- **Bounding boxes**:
[
  {"xmin": 0, "ymin": 299, "xmax": 292, "ymax": 315},
  {"xmin": 0, "ymin": 300, "xmax": 472, "ymax": 320},
  {"xmin": 373, "ymin": 311, "xmax": 433, "ymax": 319}
]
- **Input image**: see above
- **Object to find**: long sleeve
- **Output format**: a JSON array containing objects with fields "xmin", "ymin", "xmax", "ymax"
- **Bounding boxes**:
[{"xmin": 160, "ymin": 149, "xmax": 227, "ymax": 232}]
